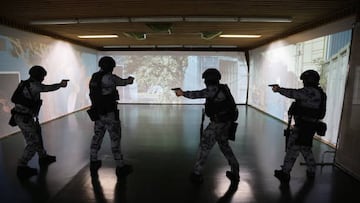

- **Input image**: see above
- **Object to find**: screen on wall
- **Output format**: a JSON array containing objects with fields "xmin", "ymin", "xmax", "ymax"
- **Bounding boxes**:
[
  {"xmin": 248, "ymin": 30, "xmax": 352, "ymax": 145},
  {"xmin": 99, "ymin": 52, "xmax": 248, "ymax": 104},
  {"xmin": 0, "ymin": 25, "xmax": 98, "ymax": 138}
]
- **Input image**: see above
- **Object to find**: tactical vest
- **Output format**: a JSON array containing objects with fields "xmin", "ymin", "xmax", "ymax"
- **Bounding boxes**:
[
  {"xmin": 11, "ymin": 80, "xmax": 42, "ymax": 115},
  {"xmin": 205, "ymin": 84, "xmax": 238, "ymax": 122},
  {"xmin": 89, "ymin": 72, "xmax": 119, "ymax": 115},
  {"xmin": 288, "ymin": 87, "xmax": 326, "ymax": 120}
]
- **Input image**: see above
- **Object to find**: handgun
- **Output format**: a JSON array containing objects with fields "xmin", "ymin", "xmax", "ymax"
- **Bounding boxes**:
[
  {"xmin": 171, "ymin": 88, "xmax": 181, "ymax": 91},
  {"xmin": 268, "ymin": 84, "xmax": 279, "ymax": 87}
]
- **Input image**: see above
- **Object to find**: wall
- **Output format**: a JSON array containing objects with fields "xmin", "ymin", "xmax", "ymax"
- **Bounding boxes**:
[
  {"xmin": 336, "ymin": 18, "xmax": 360, "ymax": 180},
  {"xmin": 0, "ymin": 25, "xmax": 98, "ymax": 139},
  {"xmin": 248, "ymin": 16, "xmax": 355, "ymax": 146},
  {"xmin": 98, "ymin": 51, "xmax": 248, "ymax": 104}
]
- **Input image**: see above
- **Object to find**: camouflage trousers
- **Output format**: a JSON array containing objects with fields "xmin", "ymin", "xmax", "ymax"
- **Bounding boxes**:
[
  {"xmin": 193, "ymin": 121, "xmax": 239, "ymax": 175},
  {"xmin": 90, "ymin": 111, "xmax": 124, "ymax": 167},
  {"xmin": 14, "ymin": 114, "xmax": 47, "ymax": 166},
  {"xmin": 281, "ymin": 128, "xmax": 316, "ymax": 174}
]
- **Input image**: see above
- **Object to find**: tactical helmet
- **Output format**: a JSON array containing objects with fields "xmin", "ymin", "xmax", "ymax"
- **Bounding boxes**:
[
  {"xmin": 202, "ymin": 68, "xmax": 221, "ymax": 81},
  {"xmin": 29, "ymin": 65, "xmax": 47, "ymax": 81},
  {"xmin": 98, "ymin": 56, "xmax": 116, "ymax": 72},
  {"xmin": 300, "ymin": 70, "xmax": 320, "ymax": 86}
]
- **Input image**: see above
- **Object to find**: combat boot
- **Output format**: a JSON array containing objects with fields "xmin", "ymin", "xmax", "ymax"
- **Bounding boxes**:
[
  {"xmin": 226, "ymin": 171, "xmax": 240, "ymax": 182},
  {"xmin": 17, "ymin": 166, "xmax": 38, "ymax": 179},
  {"xmin": 189, "ymin": 172, "xmax": 204, "ymax": 184},
  {"xmin": 306, "ymin": 170, "xmax": 315, "ymax": 180},
  {"xmin": 90, "ymin": 160, "xmax": 102, "ymax": 177},
  {"xmin": 274, "ymin": 169, "xmax": 290, "ymax": 183},
  {"xmin": 116, "ymin": 164, "xmax": 133, "ymax": 178},
  {"xmin": 39, "ymin": 155, "xmax": 56, "ymax": 166}
]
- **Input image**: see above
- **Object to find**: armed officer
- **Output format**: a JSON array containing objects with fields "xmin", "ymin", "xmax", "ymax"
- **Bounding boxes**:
[
  {"xmin": 173, "ymin": 68, "xmax": 239, "ymax": 183},
  {"xmin": 10, "ymin": 65, "xmax": 68, "ymax": 179},
  {"xmin": 271, "ymin": 69, "xmax": 327, "ymax": 183},
  {"xmin": 88, "ymin": 56, "xmax": 134, "ymax": 178}
]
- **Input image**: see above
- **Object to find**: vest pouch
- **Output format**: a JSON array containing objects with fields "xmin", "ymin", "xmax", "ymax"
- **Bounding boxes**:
[
  {"xmin": 316, "ymin": 121, "xmax": 327, "ymax": 136},
  {"xmin": 87, "ymin": 107, "xmax": 100, "ymax": 121}
]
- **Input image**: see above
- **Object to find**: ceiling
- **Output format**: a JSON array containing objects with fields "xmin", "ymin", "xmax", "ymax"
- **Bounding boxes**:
[{"xmin": 0, "ymin": 0, "xmax": 358, "ymax": 51}]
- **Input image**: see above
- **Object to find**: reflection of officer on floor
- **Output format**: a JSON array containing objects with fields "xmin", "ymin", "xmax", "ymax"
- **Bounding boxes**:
[
  {"xmin": 271, "ymin": 70, "xmax": 327, "ymax": 183},
  {"xmin": 10, "ymin": 66, "xmax": 68, "ymax": 179},
  {"xmin": 173, "ymin": 68, "xmax": 239, "ymax": 183},
  {"xmin": 88, "ymin": 56, "xmax": 134, "ymax": 178}
]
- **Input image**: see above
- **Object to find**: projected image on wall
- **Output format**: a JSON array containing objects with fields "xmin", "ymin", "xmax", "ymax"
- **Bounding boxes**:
[
  {"xmin": 0, "ymin": 72, "xmax": 19, "ymax": 134},
  {"xmin": 101, "ymin": 52, "xmax": 248, "ymax": 104},
  {"xmin": 248, "ymin": 30, "xmax": 352, "ymax": 145}
]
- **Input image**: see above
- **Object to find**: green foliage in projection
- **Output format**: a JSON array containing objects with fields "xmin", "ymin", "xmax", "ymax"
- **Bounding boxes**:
[{"xmin": 123, "ymin": 55, "xmax": 188, "ymax": 102}]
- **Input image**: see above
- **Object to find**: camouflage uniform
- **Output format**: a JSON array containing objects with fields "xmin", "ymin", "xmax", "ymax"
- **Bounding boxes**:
[
  {"xmin": 89, "ymin": 71, "xmax": 132, "ymax": 167},
  {"xmin": 278, "ymin": 86, "xmax": 324, "ymax": 174},
  {"xmin": 183, "ymin": 85, "xmax": 240, "ymax": 176},
  {"xmin": 13, "ymin": 80, "xmax": 62, "ymax": 166}
]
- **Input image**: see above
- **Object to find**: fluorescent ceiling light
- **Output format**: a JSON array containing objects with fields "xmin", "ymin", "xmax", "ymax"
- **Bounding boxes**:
[
  {"xmin": 220, "ymin": 34, "xmax": 261, "ymax": 38},
  {"xmin": 156, "ymin": 45, "xmax": 183, "ymax": 48},
  {"xmin": 78, "ymin": 18, "xmax": 129, "ymax": 23},
  {"xmin": 131, "ymin": 17, "xmax": 183, "ymax": 22},
  {"xmin": 211, "ymin": 45, "xmax": 238, "ymax": 48},
  {"xmin": 103, "ymin": 45, "xmax": 129, "ymax": 48},
  {"xmin": 129, "ymin": 45, "xmax": 156, "ymax": 48},
  {"xmin": 239, "ymin": 17, "xmax": 292, "ymax": 23},
  {"xmin": 30, "ymin": 19, "xmax": 78, "ymax": 25},
  {"xmin": 183, "ymin": 45, "xmax": 211, "ymax": 48},
  {"xmin": 78, "ymin": 35, "xmax": 119, "ymax": 39},
  {"xmin": 184, "ymin": 17, "xmax": 238, "ymax": 22}
]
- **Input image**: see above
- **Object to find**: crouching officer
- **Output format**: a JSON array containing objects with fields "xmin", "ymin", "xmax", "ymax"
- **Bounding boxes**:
[
  {"xmin": 271, "ymin": 69, "xmax": 327, "ymax": 183},
  {"xmin": 88, "ymin": 56, "xmax": 134, "ymax": 178},
  {"xmin": 173, "ymin": 68, "xmax": 239, "ymax": 184},
  {"xmin": 10, "ymin": 65, "xmax": 68, "ymax": 179}
]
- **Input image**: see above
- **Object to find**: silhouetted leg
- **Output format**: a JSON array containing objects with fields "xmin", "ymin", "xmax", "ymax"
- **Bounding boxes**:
[
  {"xmin": 218, "ymin": 123, "xmax": 239, "ymax": 172},
  {"xmin": 300, "ymin": 146, "xmax": 316, "ymax": 178},
  {"xmin": 90, "ymin": 119, "xmax": 106, "ymax": 162},
  {"xmin": 193, "ymin": 122, "xmax": 217, "ymax": 175},
  {"xmin": 107, "ymin": 119, "xmax": 124, "ymax": 167}
]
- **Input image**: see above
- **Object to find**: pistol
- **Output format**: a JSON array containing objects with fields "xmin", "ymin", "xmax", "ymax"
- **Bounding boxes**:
[
  {"xmin": 171, "ymin": 88, "xmax": 181, "ymax": 91},
  {"xmin": 268, "ymin": 84, "xmax": 279, "ymax": 87}
]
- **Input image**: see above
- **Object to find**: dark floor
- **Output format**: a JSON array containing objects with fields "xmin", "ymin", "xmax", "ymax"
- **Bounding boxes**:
[{"xmin": 0, "ymin": 105, "xmax": 359, "ymax": 203}]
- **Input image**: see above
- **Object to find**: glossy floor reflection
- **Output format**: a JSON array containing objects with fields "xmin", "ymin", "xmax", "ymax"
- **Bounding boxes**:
[{"xmin": 0, "ymin": 105, "xmax": 359, "ymax": 203}]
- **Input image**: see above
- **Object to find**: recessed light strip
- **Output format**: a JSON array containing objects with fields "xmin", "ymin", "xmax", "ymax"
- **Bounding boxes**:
[
  {"xmin": 30, "ymin": 16, "xmax": 292, "ymax": 25},
  {"xmin": 130, "ymin": 16, "xmax": 183, "ymax": 22},
  {"xmin": 239, "ymin": 17, "xmax": 292, "ymax": 23},
  {"xmin": 184, "ymin": 17, "xmax": 238, "ymax": 22},
  {"xmin": 78, "ymin": 35, "xmax": 119, "ymax": 39},
  {"xmin": 220, "ymin": 34, "xmax": 261, "ymax": 38}
]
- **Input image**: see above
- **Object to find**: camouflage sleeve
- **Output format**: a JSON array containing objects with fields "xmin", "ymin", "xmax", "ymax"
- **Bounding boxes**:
[
  {"xmin": 38, "ymin": 83, "xmax": 62, "ymax": 92},
  {"xmin": 113, "ymin": 75, "xmax": 131, "ymax": 86},
  {"xmin": 183, "ymin": 86, "xmax": 218, "ymax": 99},
  {"xmin": 278, "ymin": 87, "xmax": 308, "ymax": 100}
]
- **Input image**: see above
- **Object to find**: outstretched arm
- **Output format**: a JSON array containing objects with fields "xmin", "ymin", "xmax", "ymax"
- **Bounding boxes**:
[
  {"xmin": 114, "ymin": 75, "xmax": 135, "ymax": 86},
  {"xmin": 173, "ymin": 88, "xmax": 212, "ymax": 99},
  {"xmin": 40, "ymin": 79, "xmax": 68, "ymax": 92}
]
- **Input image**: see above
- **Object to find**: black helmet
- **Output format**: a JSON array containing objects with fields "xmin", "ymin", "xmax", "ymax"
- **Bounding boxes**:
[
  {"xmin": 300, "ymin": 70, "xmax": 320, "ymax": 87},
  {"xmin": 98, "ymin": 56, "xmax": 116, "ymax": 72},
  {"xmin": 29, "ymin": 65, "xmax": 47, "ymax": 81},
  {"xmin": 202, "ymin": 68, "xmax": 221, "ymax": 81}
]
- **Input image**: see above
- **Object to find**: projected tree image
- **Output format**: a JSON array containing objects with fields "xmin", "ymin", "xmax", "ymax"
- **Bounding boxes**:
[{"xmin": 123, "ymin": 55, "xmax": 188, "ymax": 103}]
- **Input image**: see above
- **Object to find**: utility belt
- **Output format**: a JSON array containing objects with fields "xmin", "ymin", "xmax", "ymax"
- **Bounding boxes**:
[
  {"xmin": 297, "ymin": 116, "xmax": 319, "ymax": 123},
  {"xmin": 295, "ymin": 116, "xmax": 327, "ymax": 137},
  {"xmin": 87, "ymin": 106, "xmax": 119, "ymax": 121},
  {"xmin": 210, "ymin": 114, "xmax": 232, "ymax": 123},
  {"xmin": 9, "ymin": 108, "xmax": 36, "ymax": 126}
]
